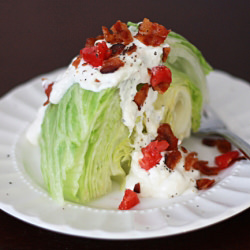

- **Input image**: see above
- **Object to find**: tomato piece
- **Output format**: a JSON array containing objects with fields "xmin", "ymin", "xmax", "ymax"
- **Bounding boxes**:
[
  {"xmin": 139, "ymin": 140, "xmax": 169, "ymax": 171},
  {"xmin": 118, "ymin": 189, "xmax": 140, "ymax": 210},
  {"xmin": 80, "ymin": 41, "xmax": 111, "ymax": 67},
  {"xmin": 215, "ymin": 150, "xmax": 240, "ymax": 169},
  {"xmin": 150, "ymin": 66, "xmax": 172, "ymax": 94}
]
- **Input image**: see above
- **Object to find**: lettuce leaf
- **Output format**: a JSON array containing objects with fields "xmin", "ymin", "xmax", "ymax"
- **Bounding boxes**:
[{"xmin": 40, "ymin": 84, "xmax": 132, "ymax": 203}]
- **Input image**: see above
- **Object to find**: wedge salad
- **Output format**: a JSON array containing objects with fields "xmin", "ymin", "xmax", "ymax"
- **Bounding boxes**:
[{"xmin": 27, "ymin": 18, "xmax": 218, "ymax": 208}]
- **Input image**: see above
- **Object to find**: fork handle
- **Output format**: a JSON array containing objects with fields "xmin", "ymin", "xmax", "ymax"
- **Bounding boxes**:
[{"xmin": 217, "ymin": 129, "xmax": 250, "ymax": 159}]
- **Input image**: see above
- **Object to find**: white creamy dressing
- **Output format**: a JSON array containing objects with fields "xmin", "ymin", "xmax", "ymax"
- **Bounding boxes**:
[{"xmin": 27, "ymin": 30, "xmax": 200, "ymax": 199}]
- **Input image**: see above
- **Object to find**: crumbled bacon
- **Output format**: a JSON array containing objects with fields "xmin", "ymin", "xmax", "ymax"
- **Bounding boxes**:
[
  {"xmin": 162, "ymin": 47, "xmax": 171, "ymax": 62},
  {"xmin": 181, "ymin": 146, "xmax": 188, "ymax": 153},
  {"xmin": 133, "ymin": 183, "xmax": 141, "ymax": 193},
  {"xmin": 100, "ymin": 57, "xmax": 124, "ymax": 74},
  {"xmin": 102, "ymin": 20, "xmax": 133, "ymax": 45},
  {"xmin": 202, "ymin": 138, "xmax": 232, "ymax": 153},
  {"xmin": 155, "ymin": 123, "xmax": 178, "ymax": 151},
  {"xmin": 165, "ymin": 150, "xmax": 182, "ymax": 170},
  {"xmin": 124, "ymin": 43, "xmax": 137, "ymax": 55},
  {"xmin": 72, "ymin": 56, "xmax": 82, "ymax": 69},
  {"xmin": 135, "ymin": 18, "xmax": 170, "ymax": 46},
  {"xmin": 110, "ymin": 43, "xmax": 125, "ymax": 57},
  {"xmin": 184, "ymin": 152, "xmax": 198, "ymax": 171},
  {"xmin": 202, "ymin": 138, "xmax": 217, "ymax": 147},
  {"xmin": 85, "ymin": 35, "xmax": 104, "ymax": 47},
  {"xmin": 216, "ymin": 139, "xmax": 232, "ymax": 153},
  {"xmin": 193, "ymin": 161, "xmax": 220, "ymax": 176},
  {"xmin": 43, "ymin": 82, "xmax": 54, "ymax": 106},
  {"xmin": 196, "ymin": 178, "xmax": 215, "ymax": 190},
  {"xmin": 133, "ymin": 83, "xmax": 149, "ymax": 110}
]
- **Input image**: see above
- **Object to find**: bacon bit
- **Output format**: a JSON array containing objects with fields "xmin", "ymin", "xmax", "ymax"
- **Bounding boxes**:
[
  {"xmin": 124, "ymin": 43, "xmax": 137, "ymax": 55},
  {"xmin": 165, "ymin": 150, "xmax": 182, "ymax": 170},
  {"xmin": 102, "ymin": 20, "xmax": 133, "ymax": 45},
  {"xmin": 181, "ymin": 146, "xmax": 188, "ymax": 153},
  {"xmin": 133, "ymin": 83, "xmax": 149, "ymax": 110},
  {"xmin": 162, "ymin": 47, "xmax": 171, "ymax": 62},
  {"xmin": 196, "ymin": 178, "xmax": 215, "ymax": 190},
  {"xmin": 82, "ymin": 63, "xmax": 88, "ymax": 66},
  {"xmin": 100, "ymin": 57, "xmax": 125, "ymax": 74},
  {"xmin": 72, "ymin": 56, "xmax": 82, "ymax": 69},
  {"xmin": 193, "ymin": 161, "xmax": 220, "ymax": 176},
  {"xmin": 216, "ymin": 139, "xmax": 232, "ymax": 153},
  {"xmin": 43, "ymin": 82, "xmax": 54, "ymax": 106},
  {"xmin": 147, "ymin": 68, "xmax": 152, "ymax": 76},
  {"xmin": 202, "ymin": 138, "xmax": 232, "ymax": 153},
  {"xmin": 184, "ymin": 152, "xmax": 198, "ymax": 171},
  {"xmin": 230, "ymin": 156, "xmax": 247, "ymax": 165},
  {"xmin": 202, "ymin": 138, "xmax": 217, "ymax": 147},
  {"xmin": 133, "ymin": 183, "xmax": 141, "ymax": 193},
  {"xmin": 155, "ymin": 123, "xmax": 178, "ymax": 151},
  {"xmin": 95, "ymin": 79, "xmax": 100, "ymax": 82},
  {"xmin": 135, "ymin": 18, "xmax": 170, "ymax": 46},
  {"xmin": 85, "ymin": 35, "xmax": 104, "ymax": 47},
  {"xmin": 110, "ymin": 43, "xmax": 125, "ymax": 57}
]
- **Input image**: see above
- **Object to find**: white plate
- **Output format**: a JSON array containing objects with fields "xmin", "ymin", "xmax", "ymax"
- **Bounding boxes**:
[{"xmin": 0, "ymin": 69, "xmax": 250, "ymax": 239}]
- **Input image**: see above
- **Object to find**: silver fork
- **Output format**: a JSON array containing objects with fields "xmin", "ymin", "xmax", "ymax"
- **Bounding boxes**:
[{"xmin": 194, "ymin": 104, "xmax": 250, "ymax": 159}]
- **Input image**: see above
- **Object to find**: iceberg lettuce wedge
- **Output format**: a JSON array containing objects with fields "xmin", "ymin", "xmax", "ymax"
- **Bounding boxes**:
[
  {"xmin": 38, "ymin": 21, "xmax": 212, "ymax": 204},
  {"xmin": 40, "ymin": 84, "xmax": 132, "ymax": 203}
]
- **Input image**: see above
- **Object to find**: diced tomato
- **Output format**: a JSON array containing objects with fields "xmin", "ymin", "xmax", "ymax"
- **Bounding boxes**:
[
  {"xmin": 156, "ymin": 123, "xmax": 178, "ymax": 151},
  {"xmin": 80, "ymin": 41, "xmax": 111, "ymax": 67},
  {"xmin": 215, "ymin": 150, "xmax": 240, "ymax": 169},
  {"xmin": 196, "ymin": 178, "xmax": 215, "ymax": 190},
  {"xmin": 150, "ymin": 66, "xmax": 172, "ymax": 94},
  {"xmin": 118, "ymin": 189, "xmax": 140, "ymax": 210},
  {"xmin": 133, "ymin": 83, "xmax": 149, "ymax": 110},
  {"xmin": 139, "ymin": 140, "xmax": 169, "ymax": 171}
]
